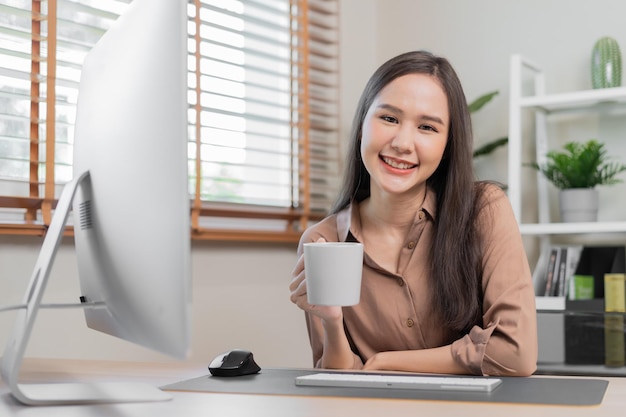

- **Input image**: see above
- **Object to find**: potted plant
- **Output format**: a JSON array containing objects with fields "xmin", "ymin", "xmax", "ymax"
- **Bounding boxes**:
[{"xmin": 528, "ymin": 139, "xmax": 626, "ymax": 222}]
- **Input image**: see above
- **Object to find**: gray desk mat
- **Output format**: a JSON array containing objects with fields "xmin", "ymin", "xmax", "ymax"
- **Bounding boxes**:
[{"xmin": 162, "ymin": 368, "xmax": 609, "ymax": 406}]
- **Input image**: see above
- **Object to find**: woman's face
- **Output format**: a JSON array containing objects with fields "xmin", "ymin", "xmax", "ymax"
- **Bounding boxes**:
[{"xmin": 360, "ymin": 73, "xmax": 449, "ymax": 200}]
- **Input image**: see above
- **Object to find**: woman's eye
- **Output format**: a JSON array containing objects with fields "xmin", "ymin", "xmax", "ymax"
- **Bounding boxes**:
[
  {"xmin": 380, "ymin": 115, "xmax": 398, "ymax": 123},
  {"xmin": 420, "ymin": 124, "xmax": 438, "ymax": 132}
]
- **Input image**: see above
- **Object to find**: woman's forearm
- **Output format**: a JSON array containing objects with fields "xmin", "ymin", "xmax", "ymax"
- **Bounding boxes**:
[
  {"xmin": 319, "ymin": 317, "xmax": 358, "ymax": 369},
  {"xmin": 363, "ymin": 345, "xmax": 469, "ymax": 375}
]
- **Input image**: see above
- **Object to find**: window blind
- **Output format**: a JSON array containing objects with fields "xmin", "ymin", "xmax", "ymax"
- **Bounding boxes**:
[
  {"xmin": 0, "ymin": 0, "xmax": 340, "ymax": 242},
  {"xmin": 0, "ymin": 0, "xmax": 128, "ymax": 230}
]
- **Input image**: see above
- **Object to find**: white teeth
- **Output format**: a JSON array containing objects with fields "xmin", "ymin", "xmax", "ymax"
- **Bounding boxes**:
[{"xmin": 382, "ymin": 156, "xmax": 415, "ymax": 170}]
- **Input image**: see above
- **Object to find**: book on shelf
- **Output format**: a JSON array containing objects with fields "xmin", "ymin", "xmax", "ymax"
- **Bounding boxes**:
[
  {"xmin": 533, "ymin": 245, "xmax": 583, "ymax": 298},
  {"xmin": 542, "ymin": 247, "xmax": 560, "ymax": 296},
  {"xmin": 568, "ymin": 274, "xmax": 595, "ymax": 300},
  {"xmin": 556, "ymin": 247, "xmax": 568, "ymax": 296},
  {"xmin": 604, "ymin": 273, "xmax": 626, "ymax": 313},
  {"xmin": 555, "ymin": 246, "xmax": 581, "ymax": 297},
  {"xmin": 563, "ymin": 246, "xmax": 583, "ymax": 296}
]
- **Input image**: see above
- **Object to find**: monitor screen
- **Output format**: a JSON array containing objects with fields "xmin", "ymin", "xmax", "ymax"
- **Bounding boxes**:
[{"xmin": 1, "ymin": 0, "xmax": 191, "ymax": 405}]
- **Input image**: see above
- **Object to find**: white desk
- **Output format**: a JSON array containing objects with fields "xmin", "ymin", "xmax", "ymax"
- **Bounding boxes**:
[{"xmin": 1, "ymin": 358, "xmax": 625, "ymax": 416}]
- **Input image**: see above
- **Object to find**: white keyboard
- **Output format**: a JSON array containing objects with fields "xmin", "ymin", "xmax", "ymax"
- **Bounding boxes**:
[{"xmin": 295, "ymin": 372, "xmax": 502, "ymax": 393}]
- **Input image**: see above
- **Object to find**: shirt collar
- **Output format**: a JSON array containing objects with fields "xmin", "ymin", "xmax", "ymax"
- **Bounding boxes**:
[
  {"xmin": 421, "ymin": 187, "xmax": 437, "ymax": 220},
  {"xmin": 335, "ymin": 187, "xmax": 437, "ymax": 242}
]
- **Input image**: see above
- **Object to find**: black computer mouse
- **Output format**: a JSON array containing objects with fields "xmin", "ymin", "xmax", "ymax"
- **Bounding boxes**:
[{"xmin": 208, "ymin": 349, "xmax": 261, "ymax": 377}]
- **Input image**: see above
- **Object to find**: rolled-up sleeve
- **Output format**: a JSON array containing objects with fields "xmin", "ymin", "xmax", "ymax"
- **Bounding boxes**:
[
  {"xmin": 451, "ymin": 185, "xmax": 538, "ymax": 376},
  {"xmin": 297, "ymin": 213, "xmax": 365, "ymax": 369}
]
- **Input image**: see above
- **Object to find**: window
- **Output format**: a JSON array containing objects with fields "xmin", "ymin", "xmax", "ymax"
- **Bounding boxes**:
[{"xmin": 0, "ymin": 0, "xmax": 340, "ymax": 243}]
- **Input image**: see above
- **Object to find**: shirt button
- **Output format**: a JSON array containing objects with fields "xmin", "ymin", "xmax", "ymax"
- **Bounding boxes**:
[
  {"xmin": 397, "ymin": 278, "xmax": 405, "ymax": 287},
  {"xmin": 406, "ymin": 318, "xmax": 415, "ymax": 327},
  {"xmin": 407, "ymin": 241, "xmax": 415, "ymax": 249}
]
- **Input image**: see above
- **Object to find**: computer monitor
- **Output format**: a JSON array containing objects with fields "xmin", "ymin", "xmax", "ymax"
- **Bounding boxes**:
[{"xmin": 0, "ymin": 0, "xmax": 190, "ymax": 405}]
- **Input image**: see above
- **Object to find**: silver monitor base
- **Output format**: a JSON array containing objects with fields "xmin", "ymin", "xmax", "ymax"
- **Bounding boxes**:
[{"xmin": 14, "ymin": 382, "xmax": 171, "ymax": 406}]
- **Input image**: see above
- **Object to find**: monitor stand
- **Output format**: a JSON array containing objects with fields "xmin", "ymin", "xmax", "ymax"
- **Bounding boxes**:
[{"xmin": 0, "ymin": 171, "xmax": 171, "ymax": 406}]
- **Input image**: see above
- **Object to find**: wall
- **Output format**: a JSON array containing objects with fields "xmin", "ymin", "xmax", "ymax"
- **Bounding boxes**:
[
  {"xmin": 0, "ymin": 236, "xmax": 311, "ymax": 367},
  {"xmin": 374, "ymin": 0, "xmax": 626, "ymax": 144}
]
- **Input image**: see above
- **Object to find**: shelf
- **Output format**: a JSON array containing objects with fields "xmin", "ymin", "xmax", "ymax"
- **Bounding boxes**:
[
  {"xmin": 535, "ymin": 296, "xmax": 566, "ymax": 311},
  {"xmin": 519, "ymin": 221, "xmax": 626, "ymax": 235},
  {"xmin": 520, "ymin": 86, "xmax": 626, "ymax": 113},
  {"xmin": 508, "ymin": 55, "xmax": 626, "ymax": 231}
]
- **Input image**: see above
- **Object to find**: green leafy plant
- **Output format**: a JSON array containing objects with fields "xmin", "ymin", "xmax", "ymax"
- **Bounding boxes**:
[
  {"xmin": 469, "ymin": 90, "xmax": 508, "ymax": 158},
  {"xmin": 528, "ymin": 139, "xmax": 626, "ymax": 189}
]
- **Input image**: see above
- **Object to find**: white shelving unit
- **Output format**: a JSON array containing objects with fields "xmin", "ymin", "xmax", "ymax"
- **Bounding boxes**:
[
  {"xmin": 508, "ymin": 55, "xmax": 626, "ymax": 310},
  {"xmin": 508, "ymin": 54, "xmax": 626, "ymax": 234}
]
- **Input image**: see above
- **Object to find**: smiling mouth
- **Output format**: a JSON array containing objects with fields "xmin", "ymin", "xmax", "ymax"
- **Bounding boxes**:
[{"xmin": 381, "ymin": 156, "xmax": 418, "ymax": 170}]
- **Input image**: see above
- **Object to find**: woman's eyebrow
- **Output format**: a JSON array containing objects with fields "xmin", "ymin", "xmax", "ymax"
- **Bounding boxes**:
[
  {"xmin": 376, "ymin": 103, "xmax": 403, "ymax": 114},
  {"xmin": 377, "ymin": 103, "xmax": 445, "ymax": 126},
  {"xmin": 419, "ymin": 114, "xmax": 445, "ymax": 126}
]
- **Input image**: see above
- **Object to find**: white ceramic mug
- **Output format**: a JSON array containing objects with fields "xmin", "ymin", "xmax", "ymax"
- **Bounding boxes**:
[{"xmin": 303, "ymin": 242, "xmax": 363, "ymax": 306}]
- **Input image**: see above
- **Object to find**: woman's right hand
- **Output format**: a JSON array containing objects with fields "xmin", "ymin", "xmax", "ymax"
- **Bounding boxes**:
[{"xmin": 289, "ymin": 238, "xmax": 343, "ymax": 322}]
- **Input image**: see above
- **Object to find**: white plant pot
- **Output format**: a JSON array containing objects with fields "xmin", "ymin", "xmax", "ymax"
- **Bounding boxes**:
[{"xmin": 559, "ymin": 188, "xmax": 599, "ymax": 222}]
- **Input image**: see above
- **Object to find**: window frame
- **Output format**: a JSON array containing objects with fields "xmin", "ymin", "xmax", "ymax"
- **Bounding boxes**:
[{"xmin": 0, "ymin": 0, "xmax": 339, "ymax": 243}]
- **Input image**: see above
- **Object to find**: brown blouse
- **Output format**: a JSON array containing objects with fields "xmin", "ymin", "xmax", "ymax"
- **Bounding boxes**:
[{"xmin": 296, "ymin": 184, "xmax": 538, "ymax": 376}]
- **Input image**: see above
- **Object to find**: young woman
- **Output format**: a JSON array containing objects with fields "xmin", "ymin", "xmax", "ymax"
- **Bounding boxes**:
[{"xmin": 289, "ymin": 50, "xmax": 537, "ymax": 376}]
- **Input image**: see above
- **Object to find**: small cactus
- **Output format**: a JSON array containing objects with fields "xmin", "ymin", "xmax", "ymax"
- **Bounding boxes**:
[{"xmin": 591, "ymin": 36, "xmax": 622, "ymax": 88}]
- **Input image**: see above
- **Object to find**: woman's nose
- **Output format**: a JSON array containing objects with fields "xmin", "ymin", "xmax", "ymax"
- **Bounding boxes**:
[{"xmin": 390, "ymin": 125, "xmax": 414, "ymax": 153}]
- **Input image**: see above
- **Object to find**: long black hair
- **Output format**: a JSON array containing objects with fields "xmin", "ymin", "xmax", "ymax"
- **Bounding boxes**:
[{"xmin": 332, "ymin": 50, "xmax": 488, "ymax": 333}]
